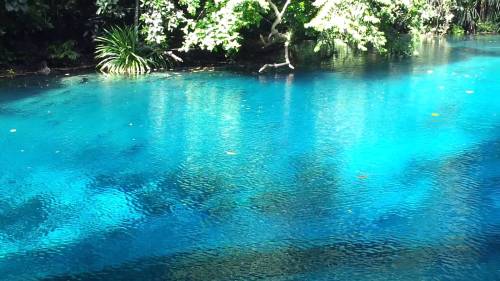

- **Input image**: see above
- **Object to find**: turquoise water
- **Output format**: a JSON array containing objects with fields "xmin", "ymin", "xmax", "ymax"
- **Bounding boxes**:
[{"xmin": 1, "ymin": 36, "xmax": 500, "ymax": 280}]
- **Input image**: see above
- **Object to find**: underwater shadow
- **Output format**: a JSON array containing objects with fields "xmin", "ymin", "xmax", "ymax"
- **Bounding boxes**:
[{"xmin": 39, "ymin": 233, "xmax": 500, "ymax": 281}]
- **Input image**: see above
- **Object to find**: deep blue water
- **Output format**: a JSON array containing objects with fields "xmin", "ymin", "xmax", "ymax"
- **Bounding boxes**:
[{"xmin": 1, "ymin": 36, "xmax": 500, "ymax": 281}]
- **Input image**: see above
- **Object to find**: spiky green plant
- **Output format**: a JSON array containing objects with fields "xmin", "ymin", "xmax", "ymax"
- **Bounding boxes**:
[
  {"xmin": 95, "ymin": 26, "xmax": 150, "ymax": 75},
  {"xmin": 456, "ymin": 0, "xmax": 480, "ymax": 32},
  {"xmin": 454, "ymin": 0, "xmax": 500, "ymax": 33}
]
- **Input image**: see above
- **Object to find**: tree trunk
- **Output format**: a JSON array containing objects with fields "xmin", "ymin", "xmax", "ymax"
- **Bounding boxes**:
[
  {"xmin": 480, "ymin": 0, "xmax": 486, "ymax": 22},
  {"xmin": 134, "ymin": 0, "xmax": 140, "ymax": 38}
]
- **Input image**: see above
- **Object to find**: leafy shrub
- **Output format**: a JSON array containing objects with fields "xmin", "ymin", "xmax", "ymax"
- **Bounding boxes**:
[
  {"xmin": 419, "ymin": 0, "xmax": 456, "ymax": 34},
  {"xmin": 48, "ymin": 40, "xmax": 81, "ymax": 62},
  {"xmin": 450, "ymin": 24, "xmax": 465, "ymax": 36},
  {"xmin": 95, "ymin": 26, "xmax": 151, "ymax": 74},
  {"xmin": 145, "ymin": 45, "xmax": 175, "ymax": 69},
  {"xmin": 477, "ymin": 21, "xmax": 500, "ymax": 33},
  {"xmin": 307, "ymin": 1, "xmax": 426, "ymax": 57}
]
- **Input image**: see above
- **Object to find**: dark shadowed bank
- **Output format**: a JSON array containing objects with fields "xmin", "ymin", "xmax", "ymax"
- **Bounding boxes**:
[
  {"xmin": 2, "ymin": 0, "xmax": 500, "ymax": 77},
  {"xmin": 0, "ymin": 39, "xmax": 332, "ymax": 78}
]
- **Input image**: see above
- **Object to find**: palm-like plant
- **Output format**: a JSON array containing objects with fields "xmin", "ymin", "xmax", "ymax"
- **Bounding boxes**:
[
  {"xmin": 95, "ymin": 26, "xmax": 151, "ymax": 75},
  {"xmin": 483, "ymin": 0, "xmax": 500, "ymax": 20},
  {"xmin": 455, "ymin": 0, "xmax": 480, "ymax": 32},
  {"xmin": 454, "ymin": 0, "xmax": 500, "ymax": 33}
]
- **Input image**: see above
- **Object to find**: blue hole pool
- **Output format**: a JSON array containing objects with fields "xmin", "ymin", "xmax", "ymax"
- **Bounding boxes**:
[{"xmin": 1, "ymin": 37, "xmax": 500, "ymax": 280}]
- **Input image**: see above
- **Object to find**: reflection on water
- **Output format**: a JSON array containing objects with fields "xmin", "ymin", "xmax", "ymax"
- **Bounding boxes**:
[{"xmin": 1, "ymin": 36, "xmax": 500, "ymax": 280}]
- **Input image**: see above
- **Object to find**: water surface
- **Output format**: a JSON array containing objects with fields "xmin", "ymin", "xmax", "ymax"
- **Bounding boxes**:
[{"xmin": 1, "ymin": 36, "xmax": 500, "ymax": 280}]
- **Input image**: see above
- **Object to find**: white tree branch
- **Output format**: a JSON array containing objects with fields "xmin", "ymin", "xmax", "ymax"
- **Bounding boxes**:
[
  {"xmin": 259, "ymin": 40, "xmax": 294, "ymax": 72},
  {"xmin": 165, "ymin": 51, "xmax": 183, "ymax": 62},
  {"xmin": 259, "ymin": 0, "xmax": 294, "ymax": 73}
]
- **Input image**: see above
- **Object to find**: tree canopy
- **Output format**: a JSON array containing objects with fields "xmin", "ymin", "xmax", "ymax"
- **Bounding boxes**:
[{"xmin": 1, "ymin": 0, "xmax": 500, "ymax": 72}]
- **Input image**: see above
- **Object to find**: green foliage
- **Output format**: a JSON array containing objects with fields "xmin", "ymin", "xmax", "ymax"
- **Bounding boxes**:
[
  {"xmin": 96, "ymin": 0, "xmax": 118, "ymax": 15},
  {"xmin": 48, "ymin": 40, "xmax": 81, "ymax": 62},
  {"xmin": 453, "ymin": 0, "xmax": 500, "ymax": 33},
  {"xmin": 456, "ymin": 0, "xmax": 480, "ymax": 32},
  {"xmin": 95, "ymin": 0, "xmax": 131, "ymax": 18},
  {"xmin": 306, "ymin": 0, "xmax": 387, "ymax": 53},
  {"xmin": 140, "ymin": 0, "xmax": 267, "ymax": 53},
  {"xmin": 4, "ymin": 0, "xmax": 29, "ymax": 12},
  {"xmin": 306, "ymin": 0, "xmax": 426, "ymax": 56},
  {"xmin": 95, "ymin": 26, "xmax": 151, "ymax": 74},
  {"xmin": 181, "ymin": 0, "xmax": 266, "ymax": 53},
  {"xmin": 97, "ymin": 0, "xmax": 500, "ymax": 69},
  {"xmin": 283, "ymin": 0, "xmax": 318, "ymax": 39},
  {"xmin": 419, "ymin": 0, "xmax": 456, "ymax": 34},
  {"xmin": 3, "ymin": 0, "xmax": 500, "ymax": 69},
  {"xmin": 0, "ymin": 0, "xmax": 96, "ymax": 65},
  {"xmin": 144, "ymin": 44, "xmax": 176, "ymax": 69},
  {"xmin": 450, "ymin": 23, "xmax": 466, "ymax": 34},
  {"xmin": 477, "ymin": 20, "xmax": 500, "ymax": 32},
  {"xmin": 134, "ymin": 0, "xmax": 500, "ymax": 61},
  {"xmin": 1, "ymin": 0, "xmax": 86, "ymax": 35},
  {"xmin": 378, "ymin": 1, "xmax": 424, "ymax": 56}
]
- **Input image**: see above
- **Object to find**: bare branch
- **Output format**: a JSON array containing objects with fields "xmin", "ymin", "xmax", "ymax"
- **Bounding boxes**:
[
  {"xmin": 259, "ymin": 40, "xmax": 294, "ymax": 73},
  {"xmin": 263, "ymin": 0, "xmax": 291, "ymax": 42},
  {"xmin": 259, "ymin": 62, "xmax": 295, "ymax": 73},
  {"xmin": 165, "ymin": 51, "xmax": 183, "ymax": 62},
  {"xmin": 259, "ymin": 0, "xmax": 294, "ymax": 73}
]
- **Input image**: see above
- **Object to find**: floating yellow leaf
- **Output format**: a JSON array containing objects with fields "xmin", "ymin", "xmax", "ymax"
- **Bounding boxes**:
[
  {"xmin": 357, "ymin": 174, "xmax": 368, "ymax": 180},
  {"xmin": 431, "ymin": 113, "xmax": 440, "ymax": 117}
]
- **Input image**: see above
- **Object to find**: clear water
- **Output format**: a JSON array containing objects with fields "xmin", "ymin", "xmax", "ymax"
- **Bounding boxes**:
[{"xmin": 1, "ymin": 36, "xmax": 500, "ymax": 281}]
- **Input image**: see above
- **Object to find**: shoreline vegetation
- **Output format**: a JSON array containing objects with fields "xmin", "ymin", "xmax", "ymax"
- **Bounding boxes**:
[
  {"xmin": 0, "ymin": 32, "xmax": 497, "ymax": 80},
  {"xmin": 1, "ymin": 0, "xmax": 500, "ymax": 77}
]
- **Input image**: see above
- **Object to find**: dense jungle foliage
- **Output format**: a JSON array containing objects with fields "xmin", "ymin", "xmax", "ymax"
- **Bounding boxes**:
[{"xmin": 1, "ymin": 0, "xmax": 500, "ymax": 73}]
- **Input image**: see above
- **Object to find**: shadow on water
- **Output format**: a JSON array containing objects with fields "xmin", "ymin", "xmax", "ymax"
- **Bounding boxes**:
[
  {"xmin": 0, "ymin": 72, "xmax": 156, "ymax": 104},
  {"xmin": 396, "ymin": 123, "xmax": 500, "ymax": 237},
  {"xmin": 0, "ymin": 74, "xmax": 85, "ymax": 104},
  {"xmin": 0, "ymin": 196, "xmax": 48, "ymax": 241},
  {"xmin": 1, "ymin": 137, "xmax": 500, "ymax": 280},
  {"xmin": 151, "ymin": 167, "xmax": 240, "ymax": 219},
  {"xmin": 38, "ymin": 234, "xmax": 500, "ymax": 281},
  {"xmin": 0, "ymin": 106, "xmax": 24, "ymax": 116},
  {"xmin": 89, "ymin": 173, "xmax": 151, "ymax": 193},
  {"xmin": 400, "ymin": 123, "xmax": 500, "ymax": 190},
  {"xmin": 250, "ymin": 154, "xmax": 340, "ymax": 219},
  {"xmin": 86, "ymin": 165, "xmax": 238, "ymax": 219},
  {"xmin": 86, "ymin": 171, "xmax": 174, "ymax": 217}
]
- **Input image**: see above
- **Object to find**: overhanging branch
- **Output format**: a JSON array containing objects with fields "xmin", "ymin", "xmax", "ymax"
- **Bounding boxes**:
[
  {"xmin": 259, "ymin": 0, "xmax": 294, "ymax": 73},
  {"xmin": 259, "ymin": 38, "xmax": 294, "ymax": 72}
]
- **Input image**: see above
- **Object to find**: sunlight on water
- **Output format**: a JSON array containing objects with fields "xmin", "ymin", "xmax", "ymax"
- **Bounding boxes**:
[{"xmin": 1, "ymin": 36, "xmax": 500, "ymax": 280}]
